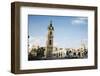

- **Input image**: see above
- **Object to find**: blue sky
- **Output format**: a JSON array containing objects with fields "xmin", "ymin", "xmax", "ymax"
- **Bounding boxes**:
[{"xmin": 28, "ymin": 15, "xmax": 88, "ymax": 48}]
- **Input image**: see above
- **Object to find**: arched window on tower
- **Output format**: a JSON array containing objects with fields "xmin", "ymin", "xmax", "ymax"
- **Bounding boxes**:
[
  {"xmin": 49, "ymin": 40, "xmax": 52, "ymax": 45},
  {"xmin": 50, "ymin": 31, "xmax": 52, "ymax": 35}
]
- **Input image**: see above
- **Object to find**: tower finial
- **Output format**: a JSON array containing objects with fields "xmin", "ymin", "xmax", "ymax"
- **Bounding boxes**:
[{"xmin": 50, "ymin": 20, "xmax": 52, "ymax": 25}]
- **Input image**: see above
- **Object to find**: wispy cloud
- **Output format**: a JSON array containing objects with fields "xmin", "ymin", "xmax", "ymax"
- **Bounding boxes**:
[{"xmin": 71, "ymin": 17, "xmax": 88, "ymax": 25}]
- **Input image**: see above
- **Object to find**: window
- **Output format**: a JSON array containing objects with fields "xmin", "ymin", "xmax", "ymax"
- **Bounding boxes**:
[
  {"xmin": 49, "ymin": 40, "xmax": 52, "ymax": 45},
  {"xmin": 50, "ymin": 31, "xmax": 52, "ymax": 35}
]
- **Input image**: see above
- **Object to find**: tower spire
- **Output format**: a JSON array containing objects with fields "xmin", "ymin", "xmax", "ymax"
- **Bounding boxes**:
[
  {"xmin": 48, "ymin": 20, "xmax": 54, "ymax": 31},
  {"xmin": 50, "ymin": 20, "xmax": 52, "ymax": 25}
]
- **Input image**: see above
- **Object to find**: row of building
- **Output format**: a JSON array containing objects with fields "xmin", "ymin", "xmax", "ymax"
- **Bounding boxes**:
[{"xmin": 28, "ymin": 43, "xmax": 88, "ymax": 60}]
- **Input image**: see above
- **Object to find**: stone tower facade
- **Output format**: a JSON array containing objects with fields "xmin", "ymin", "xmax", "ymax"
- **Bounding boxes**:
[{"xmin": 46, "ymin": 21, "xmax": 54, "ymax": 58}]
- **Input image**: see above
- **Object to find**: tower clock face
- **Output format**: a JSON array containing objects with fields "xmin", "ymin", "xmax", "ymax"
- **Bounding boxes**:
[{"xmin": 48, "ymin": 26, "xmax": 54, "ymax": 30}]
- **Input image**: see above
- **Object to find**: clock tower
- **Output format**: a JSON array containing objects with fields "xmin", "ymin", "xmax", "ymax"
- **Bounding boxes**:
[{"xmin": 46, "ymin": 20, "xmax": 54, "ymax": 59}]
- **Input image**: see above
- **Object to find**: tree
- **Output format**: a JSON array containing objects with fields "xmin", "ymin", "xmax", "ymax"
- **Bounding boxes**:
[{"xmin": 36, "ymin": 47, "xmax": 45, "ymax": 59}]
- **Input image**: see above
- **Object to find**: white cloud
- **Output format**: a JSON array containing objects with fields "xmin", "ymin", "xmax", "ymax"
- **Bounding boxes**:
[
  {"xmin": 71, "ymin": 17, "xmax": 87, "ymax": 25},
  {"xmin": 29, "ymin": 36, "xmax": 46, "ymax": 48}
]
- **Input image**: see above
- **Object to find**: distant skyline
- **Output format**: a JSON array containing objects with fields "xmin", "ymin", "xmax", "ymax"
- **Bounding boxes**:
[{"xmin": 28, "ymin": 15, "xmax": 88, "ymax": 49}]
